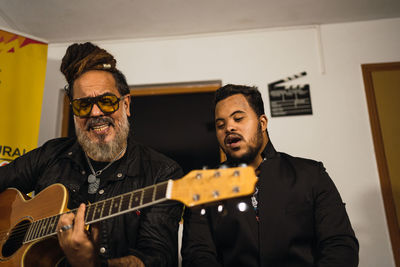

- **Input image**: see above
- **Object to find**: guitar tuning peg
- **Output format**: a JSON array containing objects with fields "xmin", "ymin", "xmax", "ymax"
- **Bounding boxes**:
[
  {"xmin": 193, "ymin": 194, "xmax": 200, "ymax": 201},
  {"xmin": 202, "ymin": 166, "xmax": 208, "ymax": 170},
  {"xmin": 214, "ymin": 171, "xmax": 221, "ymax": 178},
  {"xmin": 212, "ymin": 190, "xmax": 220, "ymax": 198},
  {"xmin": 219, "ymin": 164, "xmax": 228, "ymax": 169},
  {"xmin": 238, "ymin": 163, "xmax": 247, "ymax": 168},
  {"xmin": 237, "ymin": 202, "xmax": 249, "ymax": 212}
]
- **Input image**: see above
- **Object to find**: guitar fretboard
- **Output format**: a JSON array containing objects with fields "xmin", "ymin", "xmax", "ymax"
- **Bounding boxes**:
[{"xmin": 23, "ymin": 181, "xmax": 170, "ymax": 243}]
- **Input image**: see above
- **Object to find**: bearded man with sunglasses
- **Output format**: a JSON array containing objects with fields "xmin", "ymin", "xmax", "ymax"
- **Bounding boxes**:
[{"xmin": 0, "ymin": 42, "xmax": 183, "ymax": 267}]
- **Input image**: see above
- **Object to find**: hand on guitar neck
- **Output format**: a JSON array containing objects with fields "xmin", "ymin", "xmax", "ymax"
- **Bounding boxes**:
[
  {"xmin": 57, "ymin": 204, "xmax": 145, "ymax": 267},
  {"xmin": 57, "ymin": 204, "xmax": 101, "ymax": 267}
]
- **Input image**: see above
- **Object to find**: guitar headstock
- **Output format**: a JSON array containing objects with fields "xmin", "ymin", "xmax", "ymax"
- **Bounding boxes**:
[{"xmin": 169, "ymin": 166, "xmax": 257, "ymax": 207}]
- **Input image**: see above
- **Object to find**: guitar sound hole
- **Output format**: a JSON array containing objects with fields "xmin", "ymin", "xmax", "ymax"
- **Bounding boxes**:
[{"xmin": 2, "ymin": 220, "xmax": 31, "ymax": 257}]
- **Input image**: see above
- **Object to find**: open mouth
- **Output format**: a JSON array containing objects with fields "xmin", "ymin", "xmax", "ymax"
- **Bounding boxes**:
[
  {"xmin": 90, "ymin": 123, "xmax": 111, "ymax": 132},
  {"xmin": 225, "ymin": 134, "xmax": 242, "ymax": 148},
  {"xmin": 86, "ymin": 117, "xmax": 114, "ymax": 133}
]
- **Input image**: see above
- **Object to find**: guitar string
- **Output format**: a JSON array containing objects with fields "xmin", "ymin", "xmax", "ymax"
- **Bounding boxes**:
[
  {"xmin": 0, "ymin": 185, "xmax": 191, "ymax": 242},
  {"xmin": 0, "ymin": 184, "xmax": 166, "ymax": 242},
  {"xmin": 0, "ymin": 208, "xmax": 78, "ymax": 243},
  {"xmin": 0, "ymin": 198, "xmax": 118, "ymax": 241},
  {"xmin": 2, "ymin": 169, "xmax": 249, "ymax": 243},
  {"xmin": 1, "ymin": 169, "xmax": 247, "ymax": 241},
  {"xmin": 0, "ymin": 194, "xmax": 145, "ymax": 242},
  {"xmin": 0, "ymin": 206, "xmax": 71, "ymax": 238}
]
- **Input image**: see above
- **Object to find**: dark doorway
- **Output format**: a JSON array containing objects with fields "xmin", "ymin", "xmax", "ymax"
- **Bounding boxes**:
[{"xmin": 131, "ymin": 92, "xmax": 220, "ymax": 174}]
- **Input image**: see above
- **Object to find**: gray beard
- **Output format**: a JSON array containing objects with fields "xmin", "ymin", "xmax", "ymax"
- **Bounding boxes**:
[{"xmin": 75, "ymin": 109, "xmax": 130, "ymax": 162}]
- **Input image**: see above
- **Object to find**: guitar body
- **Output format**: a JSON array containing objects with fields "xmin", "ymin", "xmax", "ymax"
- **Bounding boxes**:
[{"xmin": 0, "ymin": 184, "xmax": 68, "ymax": 266}]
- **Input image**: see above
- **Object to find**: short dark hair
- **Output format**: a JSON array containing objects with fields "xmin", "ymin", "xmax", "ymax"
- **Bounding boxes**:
[
  {"xmin": 214, "ymin": 84, "xmax": 265, "ymax": 116},
  {"xmin": 60, "ymin": 42, "xmax": 130, "ymax": 99}
]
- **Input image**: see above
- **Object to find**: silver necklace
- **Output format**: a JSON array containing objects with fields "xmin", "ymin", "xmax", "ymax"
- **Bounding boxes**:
[
  {"xmin": 84, "ymin": 147, "xmax": 126, "ymax": 194},
  {"xmin": 251, "ymin": 157, "xmax": 267, "ymax": 211}
]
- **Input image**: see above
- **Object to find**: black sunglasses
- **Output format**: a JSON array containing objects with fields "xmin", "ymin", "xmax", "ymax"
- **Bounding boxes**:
[{"xmin": 71, "ymin": 93, "xmax": 127, "ymax": 118}]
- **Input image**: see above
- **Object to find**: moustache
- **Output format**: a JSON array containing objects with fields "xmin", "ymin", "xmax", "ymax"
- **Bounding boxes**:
[
  {"xmin": 224, "ymin": 133, "xmax": 243, "ymax": 145},
  {"xmin": 85, "ymin": 116, "xmax": 115, "ymax": 130}
]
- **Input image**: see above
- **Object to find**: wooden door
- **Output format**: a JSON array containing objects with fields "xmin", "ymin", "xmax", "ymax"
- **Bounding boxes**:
[{"xmin": 362, "ymin": 62, "xmax": 400, "ymax": 266}]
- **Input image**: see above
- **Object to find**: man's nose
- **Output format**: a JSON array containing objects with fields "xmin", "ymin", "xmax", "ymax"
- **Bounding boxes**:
[
  {"xmin": 90, "ymin": 103, "xmax": 105, "ymax": 117},
  {"xmin": 226, "ymin": 122, "xmax": 236, "ymax": 133}
]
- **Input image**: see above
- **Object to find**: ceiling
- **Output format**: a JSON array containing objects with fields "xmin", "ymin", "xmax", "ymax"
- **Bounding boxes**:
[{"xmin": 1, "ymin": 0, "xmax": 400, "ymax": 43}]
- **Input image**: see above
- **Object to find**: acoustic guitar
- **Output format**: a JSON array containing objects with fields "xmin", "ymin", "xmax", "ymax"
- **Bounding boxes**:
[{"xmin": 0, "ymin": 166, "xmax": 256, "ymax": 266}]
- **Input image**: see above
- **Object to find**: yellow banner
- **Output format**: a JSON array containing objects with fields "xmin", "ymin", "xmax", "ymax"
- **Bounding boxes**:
[{"xmin": 0, "ymin": 29, "xmax": 48, "ymax": 164}]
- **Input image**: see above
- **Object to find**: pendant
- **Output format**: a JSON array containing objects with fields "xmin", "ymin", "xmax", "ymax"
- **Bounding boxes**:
[
  {"xmin": 88, "ymin": 174, "xmax": 97, "ymax": 184},
  {"xmin": 88, "ymin": 177, "xmax": 100, "ymax": 194}
]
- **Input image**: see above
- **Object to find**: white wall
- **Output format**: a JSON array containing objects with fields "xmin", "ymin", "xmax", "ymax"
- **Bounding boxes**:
[
  {"xmin": 41, "ymin": 18, "xmax": 400, "ymax": 266},
  {"xmin": 0, "ymin": 17, "xmax": 9, "ymax": 28}
]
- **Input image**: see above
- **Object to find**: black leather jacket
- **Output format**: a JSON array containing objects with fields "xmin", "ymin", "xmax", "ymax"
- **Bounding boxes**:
[{"xmin": 0, "ymin": 137, "xmax": 183, "ymax": 266}]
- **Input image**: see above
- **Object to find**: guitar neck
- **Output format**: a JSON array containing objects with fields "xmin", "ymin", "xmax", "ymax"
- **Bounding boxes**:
[
  {"xmin": 23, "ymin": 180, "xmax": 172, "ymax": 243},
  {"xmin": 22, "ymin": 166, "xmax": 257, "ymax": 244}
]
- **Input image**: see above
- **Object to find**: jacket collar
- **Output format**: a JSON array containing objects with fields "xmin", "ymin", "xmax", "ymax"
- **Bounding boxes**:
[
  {"xmin": 63, "ymin": 139, "xmax": 86, "ymax": 169},
  {"xmin": 261, "ymin": 139, "xmax": 278, "ymax": 160}
]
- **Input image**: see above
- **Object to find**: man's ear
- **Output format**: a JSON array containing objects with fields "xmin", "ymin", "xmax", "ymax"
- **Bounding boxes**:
[
  {"xmin": 124, "ymin": 95, "xmax": 131, "ymax": 117},
  {"xmin": 260, "ymin": 114, "xmax": 268, "ymax": 132}
]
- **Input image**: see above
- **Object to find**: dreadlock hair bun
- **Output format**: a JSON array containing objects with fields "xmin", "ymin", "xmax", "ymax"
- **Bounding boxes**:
[{"xmin": 60, "ymin": 42, "xmax": 117, "ymax": 97}]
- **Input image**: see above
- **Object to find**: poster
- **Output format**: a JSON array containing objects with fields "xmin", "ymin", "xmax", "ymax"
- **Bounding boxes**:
[
  {"xmin": 0, "ymin": 29, "xmax": 48, "ymax": 165},
  {"xmin": 268, "ymin": 72, "xmax": 312, "ymax": 117}
]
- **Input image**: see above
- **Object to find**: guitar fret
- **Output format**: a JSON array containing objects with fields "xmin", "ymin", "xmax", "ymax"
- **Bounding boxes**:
[
  {"xmin": 121, "ymin": 193, "xmax": 131, "ymax": 212},
  {"xmin": 155, "ymin": 182, "xmax": 168, "ymax": 200},
  {"xmin": 152, "ymin": 186, "xmax": 156, "ymax": 201},
  {"xmin": 84, "ymin": 206, "xmax": 89, "ymax": 222},
  {"xmin": 25, "ymin": 221, "xmax": 35, "ymax": 242},
  {"xmin": 52, "ymin": 215, "xmax": 61, "ymax": 234},
  {"xmin": 35, "ymin": 219, "xmax": 44, "ymax": 240},
  {"xmin": 33, "ymin": 219, "xmax": 43, "ymax": 240},
  {"xmin": 44, "ymin": 216, "xmax": 54, "ymax": 236},
  {"xmin": 93, "ymin": 202, "xmax": 103, "ymax": 221},
  {"xmin": 142, "ymin": 187, "xmax": 154, "ymax": 205},
  {"xmin": 86, "ymin": 204, "xmax": 96, "ymax": 223},
  {"xmin": 44, "ymin": 217, "xmax": 53, "ymax": 236},
  {"xmin": 46, "ymin": 216, "xmax": 54, "ymax": 235},
  {"xmin": 37, "ymin": 218, "xmax": 45, "ymax": 238},
  {"xmin": 131, "ymin": 191, "xmax": 142, "ymax": 209},
  {"xmin": 111, "ymin": 196, "xmax": 122, "ymax": 214},
  {"xmin": 102, "ymin": 199, "xmax": 112, "ymax": 218},
  {"xmin": 32, "ymin": 219, "xmax": 41, "ymax": 239},
  {"xmin": 40, "ymin": 218, "xmax": 48, "ymax": 237}
]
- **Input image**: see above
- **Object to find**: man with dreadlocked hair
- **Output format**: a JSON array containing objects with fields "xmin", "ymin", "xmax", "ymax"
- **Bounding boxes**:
[{"xmin": 0, "ymin": 42, "xmax": 184, "ymax": 267}]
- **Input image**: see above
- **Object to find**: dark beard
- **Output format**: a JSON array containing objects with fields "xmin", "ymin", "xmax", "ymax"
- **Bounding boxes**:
[
  {"xmin": 226, "ymin": 122, "xmax": 264, "ymax": 165},
  {"xmin": 75, "ymin": 109, "xmax": 130, "ymax": 161}
]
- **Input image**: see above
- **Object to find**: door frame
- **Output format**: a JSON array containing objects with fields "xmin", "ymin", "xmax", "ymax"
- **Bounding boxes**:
[{"xmin": 362, "ymin": 62, "xmax": 400, "ymax": 266}]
